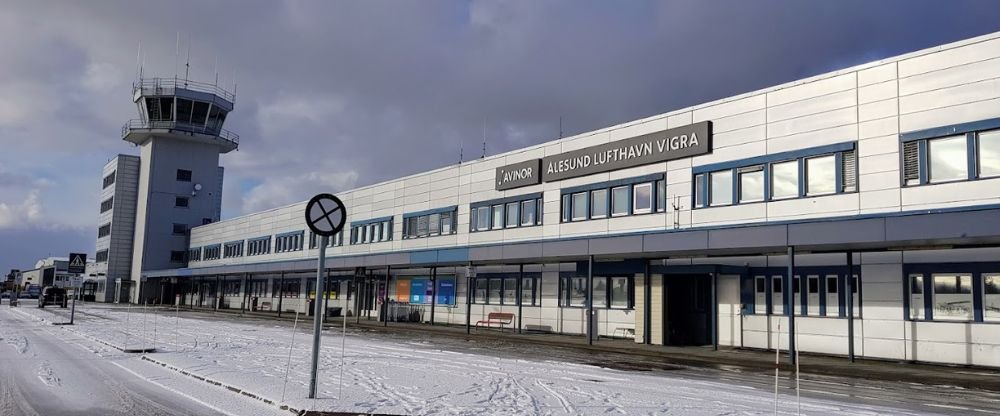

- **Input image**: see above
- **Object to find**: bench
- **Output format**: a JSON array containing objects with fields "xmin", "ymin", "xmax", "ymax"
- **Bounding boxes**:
[
  {"xmin": 612, "ymin": 327, "xmax": 636, "ymax": 339},
  {"xmin": 475, "ymin": 312, "xmax": 515, "ymax": 332}
]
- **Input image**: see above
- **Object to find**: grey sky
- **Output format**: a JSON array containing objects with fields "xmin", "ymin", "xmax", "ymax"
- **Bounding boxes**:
[{"xmin": 2, "ymin": 0, "xmax": 1000, "ymax": 274}]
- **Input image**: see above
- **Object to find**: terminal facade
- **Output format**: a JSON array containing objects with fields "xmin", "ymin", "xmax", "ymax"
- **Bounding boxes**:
[{"xmin": 119, "ymin": 32, "xmax": 1000, "ymax": 367}]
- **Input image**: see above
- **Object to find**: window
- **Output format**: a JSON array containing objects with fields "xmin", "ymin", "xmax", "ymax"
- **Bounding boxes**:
[
  {"xmin": 561, "ymin": 194, "xmax": 571, "ymax": 222},
  {"xmin": 978, "ymin": 130, "xmax": 1000, "ymax": 178},
  {"xmin": 521, "ymin": 277, "xmax": 537, "ymax": 306},
  {"xmin": 909, "ymin": 274, "xmax": 924, "ymax": 320},
  {"xmin": 403, "ymin": 209, "xmax": 456, "ymax": 239},
  {"xmin": 275, "ymin": 232, "xmax": 304, "ymax": 252},
  {"xmin": 592, "ymin": 278, "xmax": 607, "ymax": 308},
  {"xmin": 590, "ymin": 189, "xmax": 608, "ymax": 218},
  {"xmin": 985, "ymin": 274, "xmax": 1000, "ymax": 322},
  {"xmin": 176, "ymin": 169, "xmax": 192, "ymax": 182},
  {"xmin": 928, "ymin": 135, "xmax": 968, "ymax": 183},
  {"xmin": 491, "ymin": 205, "xmax": 504, "ymax": 229},
  {"xmin": 709, "ymin": 170, "xmax": 732, "ymax": 206},
  {"xmin": 170, "ymin": 251, "xmax": 186, "ymax": 263},
  {"xmin": 566, "ymin": 277, "xmax": 587, "ymax": 307},
  {"xmin": 931, "ymin": 273, "xmax": 973, "ymax": 321},
  {"xmin": 96, "ymin": 249, "xmax": 109, "ymax": 263},
  {"xmin": 558, "ymin": 275, "xmax": 632, "ymax": 308},
  {"xmin": 176, "ymin": 98, "xmax": 193, "ymax": 123},
  {"xmin": 520, "ymin": 200, "xmax": 536, "ymax": 226},
  {"xmin": 247, "ymin": 237, "xmax": 271, "ymax": 256},
  {"xmin": 739, "ymin": 166, "xmax": 764, "ymax": 203},
  {"xmin": 223, "ymin": 280, "xmax": 241, "ymax": 296},
  {"xmin": 502, "ymin": 278, "xmax": 517, "ymax": 304},
  {"xmin": 475, "ymin": 206, "xmax": 490, "ymax": 231},
  {"xmin": 771, "ymin": 160, "xmax": 799, "ymax": 200},
  {"xmin": 102, "ymin": 171, "xmax": 116, "ymax": 189},
  {"xmin": 202, "ymin": 218, "xmax": 213, "ymax": 225},
  {"xmin": 350, "ymin": 219, "xmax": 392, "ymax": 244},
  {"xmin": 610, "ymin": 277, "xmax": 631, "ymax": 308},
  {"xmin": 633, "ymin": 183, "xmax": 653, "ymax": 214},
  {"xmin": 805, "ymin": 155, "xmax": 836, "ymax": 196},
  {"xmin": 489, "ymin": 279, "xmax": 502, "ymax": 304},
  {"xmin": 223, "ymin": 241, "xmax": 244, "ymax": 258},
  {"xmin": 191, "ymin": 101, "xmax": 210, "ymax": 125},
  {"xmin": 308, "ymin": 230, "xmax": 344, "ymax": 248},
  {"xmin": 656, "ymin": 179, "xmax": 667, "ymax": 212},
  {"xmin": 100, "ymin": 197, "xmax": 114, "ymax": 213},
  {"xmin": 610, "ymin": 186, "xmax": 629, "ymax": 217},
  {"xmin": 279, "ymin": 279, "xmax": 301, "ymax": 298},
  {"xmin": 694, "ymin": 174, "xmax": 706, "ymax": 207},
  {"xmin": 175, "ymin": 196, "xmax": 189, "ymax": 208},
  {"xmin": 98, "ymin": 223, "xmax": 111, "ymax": 238},
  {"xmin": 188, "ymin": 247, "xmax": 201, "ymax": 262},
  {"xmin": 569, "ymin": 192, "xmax": 587, "ymax": 220},
  {"xmin": 841, "ymin": 149, "xmax": 857, "ymax": 192},
  {"xmin": 505, "ymin": 202, "xmax": 519, "ymax": 227},
  {"xmin": 474, "ymin": 279, "xmax": 488, "ymax": 304},
  {"xmin": 172, "ymin": 223, "xmax": 187, "ymax": 235},
  {"xmin": 203, "ymin": 245, "xmax": 221, "ymax": 260}
]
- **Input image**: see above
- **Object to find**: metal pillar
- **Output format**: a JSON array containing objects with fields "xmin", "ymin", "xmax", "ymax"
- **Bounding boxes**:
[
  {"xmin": 215, "ymin": 276, "xmax": 220, "ymax": 311},
  {"xmin": 241, "ymin": 273, "xmax": 247, "ymax": 314},
  {"xmin": 711, "ymin": 271, "xmax": 718, "ymax": 351},
  {"xmin": 786, "ymin": 246, "xmax": 796, "ymax": 365},
  {"xmin": 430, "ymin": 267, "xmax": 437, "ymax": 325},
  {"xmin": 465, "ymin": 264, "xmax": 473, "ymax": 334},
  {"xmin": 643, "ymin": 261, "xmax": 651, "ymax": 345},
  {"xmin": 516, "ymin": 264, "xmax": 524, "ymax": 334},
  {"xmin": 383, "ymin": 265, "xmax": 391, "ymax": 326},
  {"xmin": 308, "ymin": 235, "xmax": 328, "ymax": 399},
  {"xmin": 847, "ymin": 251, "xmax": 856, "ymax": 363},
  {"xmin": 586, "ymin": 255, "xmax": 594, "ymax": 345},
  {"xmin": 322, "ymin": 270, "xmax": 331, "ymax": 321},
  {"xmin": 277, "ymin": 272, "xmax": 285, "ymax": 318}
]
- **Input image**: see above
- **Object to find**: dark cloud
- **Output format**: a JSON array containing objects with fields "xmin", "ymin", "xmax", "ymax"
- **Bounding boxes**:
[{"xmin": 2, "ymin": 0, "xmax": 1000, "ymax": 273}]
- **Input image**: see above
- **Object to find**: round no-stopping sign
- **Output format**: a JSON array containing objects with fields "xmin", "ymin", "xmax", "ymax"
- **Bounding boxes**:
[{"xmin": 304, "ymin": 193, "xmax": 347, "ymax": 237}]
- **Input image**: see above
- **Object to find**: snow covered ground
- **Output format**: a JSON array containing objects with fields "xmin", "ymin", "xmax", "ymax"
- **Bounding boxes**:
[{"xmin": 13, "ymin": 304, "xmax": 954, "ymax": 415}]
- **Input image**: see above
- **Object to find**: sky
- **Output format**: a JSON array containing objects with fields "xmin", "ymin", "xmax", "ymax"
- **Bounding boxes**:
[{"xmin": 2, "ymin": 0, "xmax": 1000, "ymax": 274}]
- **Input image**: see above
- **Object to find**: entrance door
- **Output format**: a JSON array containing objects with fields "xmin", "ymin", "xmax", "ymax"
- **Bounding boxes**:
[{"xmin": 663, "ymin": 274, "xmax": 712, "ymax": 346}]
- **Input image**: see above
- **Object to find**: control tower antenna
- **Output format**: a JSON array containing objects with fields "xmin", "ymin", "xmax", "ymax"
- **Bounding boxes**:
[
  {"xmin": 174, "ymin": 32, "xmax": 180, "ymax": 81},
  {"xmin": 481, "ymin": 120, "xmax": 486, "ymax": 159},
  {"xmin": 184, "ymin": 37, "xmax": 191, "ymax": 87}
]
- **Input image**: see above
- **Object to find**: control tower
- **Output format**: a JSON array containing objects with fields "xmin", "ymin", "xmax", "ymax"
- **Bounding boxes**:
[{"xmin": 104, "ymin": 76, "xmax": 238, "ymax": 303}]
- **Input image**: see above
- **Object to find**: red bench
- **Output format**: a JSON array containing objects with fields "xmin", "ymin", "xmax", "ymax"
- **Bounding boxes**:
[{"xmin": 475, "ymin": 312, "xmax": 515, "ymax": 332}]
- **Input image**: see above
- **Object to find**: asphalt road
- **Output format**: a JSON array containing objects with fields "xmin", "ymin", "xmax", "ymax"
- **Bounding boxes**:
[{"xmin": 0, "ymin": 307, "xmax": 229, "ymax": 416}]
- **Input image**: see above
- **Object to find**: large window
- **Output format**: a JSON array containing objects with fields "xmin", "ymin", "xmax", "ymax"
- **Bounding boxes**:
[
  {"xmin": 771, "ymin": 160, "xmax": 799, "ymax": 200},
  {"xmin": 187, "ymin": 247, "xmax": 201, "ymax": 262},
  {"xmin": 278, "ymin": 279, "xmax": 301, "ymax": 298},
  {"xmin": 308, "ymin": 230, "xmax": 344, "ymax": 248},
  {"xmin": 98, "ymin": 223, "xmax": 111, "ymax": 238},
  {"xmin": 203, "ymin": 245, "xmax": 221, "ymax": 260},
  {"xmin": 742, "ymin": 268, "xmax": 858, "ymax": 317},
  {"xmin": 561, "ymin": 174, "xmax": 664, "ymax": 223},
  {"xmin": 223, "ymin": 241, "xmax": 244, "ymax": 258},
  {"xmin": 471, "ymin": 194, "xmax": 542, "ymax": 232},
  {"xmin": 805, "ymin": 155, "xmax": 835, "ymax": 196},
  {"xmin": 739, "ymin": 166, "xmax": 764, "ymax": 203},
  {"xmin": 985, "ymin": 273, "xmax": 1000, "ymax": 322},
  {"xmin": 403, "ymin": 208, "xmax": 456, "ymax": 239},
  {"xmin": 693, "ymin": 142, "xmax": 858, "ymax": 208},
  {"xmin": 472, "ymin": 275, "xmax": 539, "ymax": 305},
  {"xmin": 928, "ymin": 135, "xmax": 968, "ymax": 183},
  {"xmin": 350, "ymin": 219, "xmax": 392, "ymax": 244},
  {"xmin": 100, "ymin": 197, "xmax": 114, "ymax": 213},
  {"xmin": 979, "ymin": 130, "xmax": 1000, "ymax": 178},
  {"xmin": 932, "ymin": 273, "xmax": 973, "ymax": 321},
  {"xmin": 558, "ymin": 275, "xmax": 633, "ymax": 309},
  {"xmin": 247, "ymin": 237, "xmax": 271, "ymax": 256},
  {"xmin": 709, "ymin": 170, "xmax": 732, "ymax": 206},
  {"xmin": 906, "ymin": 265, "xmax": 1000, "ymax": 322},
  {"xmin": 96, "ymin": 249, "xmax": 109, "ymax": 263},
  {"xmin": 102, "ymin": 171, "xmax": 116, "ymax": 189},
  {"xmin": 275, "ymin": 231, "xmax": 304, "ymax": 252}
]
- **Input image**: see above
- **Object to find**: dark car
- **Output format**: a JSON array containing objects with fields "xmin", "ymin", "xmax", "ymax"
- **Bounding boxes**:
[
  {"xmin": 38, "ymin": 287, "xmax": 68, "ymax": 308},
  {"xmin": 20, "ymin": 285, "xmax": 41, "ymax": 299}
]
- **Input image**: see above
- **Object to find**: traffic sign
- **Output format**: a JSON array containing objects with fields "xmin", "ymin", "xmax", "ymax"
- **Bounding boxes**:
[
  {"xmin": 68, "ymin": 253, "xmax": 87, "ymax": 274},
  {"xmin": 69, "ymin": 275, "xmax": 84, "ymax": 288},
  {"xmin": 304, "ymin": 193, "xmax": 346, "ymax": 237}
]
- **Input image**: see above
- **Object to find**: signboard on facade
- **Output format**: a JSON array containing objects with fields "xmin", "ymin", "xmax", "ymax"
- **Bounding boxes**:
[
  {"xmin": 494, "ymin": 121, "xmax": 712, "ymax": 190},
  {"xmin": 495, "ymin": 159, "xmax": 542, "ymax": 191}
]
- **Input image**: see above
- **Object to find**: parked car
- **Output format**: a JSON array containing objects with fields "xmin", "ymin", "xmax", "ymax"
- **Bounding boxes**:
[
  {"xmin": 20, "ymin": 285, "xmax": 41, "ymax": 299},
  {"xmin": 38, "ymin": 287, "xmax": 67, "ymax": 308}
]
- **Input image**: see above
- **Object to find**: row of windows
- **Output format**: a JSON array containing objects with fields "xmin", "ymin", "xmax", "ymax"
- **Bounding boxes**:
[
  {"xmin": 145, "ymin": 96, "xmax": 227, "ymax": 132},
  {"xmin": 100, "ymin": 197, "xmax": 114, "ymax": 213},
  {"xmin": 695, "ymin": 149, "xmax": 856, "ymax": 208},
  {"xmin": 350, "ymin": 219, "xmax": 393, "ymax": 244},
  {"xmin": 472, "ymin": 276, "xmax": 540, "ymax": 306},
  {"xmin": 203, "ymin": 245, "xmax": 221, "ymax": 260},
  {"xmin": 98, "ymin": 223, "xmax": 111, "ymax": 238},
  {"xmin": 275, "ymin": 232, "xmax": 304, "ymax": 253},
  {"xmin": 747, "ymin": 273, "xmax": 859, "ymax": 317},
  {"xmin": 188, "ymin": 247, "xmax": 202, "ymax": 262},
  {"xmin": 247, "ymin": 238, "xmax": 271, "ymax": 256},
  {"xmin": 102, "ymin": 171, "xmax": 116, "ymax": 189},
  {"xmin": 95, "ymin": 249, "xmax": 108, "ymax": 263},
  {"xmin": 561, "ymin": 179, "xmax": 666, "ymax": 223},
  {"xmin": 309, "ymin": 231, "xmax": 345, "ymax": 249},
  {"xmin": 403, "ymin": 209, "xmax": 457, "ymax": 239},
  {"xmin": 558, "ymin": 276, "xmax": 634, "ymax": 309},
  {"xmin": 909, "ymin": 272, "xmax": 1000, "ymax": 322},
  {"xmin": 223, "ymin": 241, "xmax": 244, "ymax": 258},
  {"xmin": 471, "ymin": 196, "xmax": 543, "ymax": 231},
  {"xmin": 903, "ymin": 129, "xmax": 1000, "ymax": 186}
]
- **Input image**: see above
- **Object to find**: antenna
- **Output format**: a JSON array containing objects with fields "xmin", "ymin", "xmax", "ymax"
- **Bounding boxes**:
[
  {"xmin": 214, "ymin": 56, "xmax": 219, "ymax": 86},
  {"xmin": 559, "ymin": 116, "xmax": 563, "ymax": 138},
  {"xmin": 174, "ymin": 32, "xmax": 180, "ymax": 81},
  {"xmin": 135, "ymin": 41, "xmax": 142, "ymax": 81},
  {"xmin": 184, "ymin": 37, "xmax": 191, "ymax": 87},
  {"xmin": 481, "ymin": 120, "xmax": 486, "ymax": 159},
  {"xmin": 232, "ymin": 68, "xmax": 237, "ymax": 97},
  {"xmin": 459, "ymin": 143, "xmax": 464, "ymax": 165}
]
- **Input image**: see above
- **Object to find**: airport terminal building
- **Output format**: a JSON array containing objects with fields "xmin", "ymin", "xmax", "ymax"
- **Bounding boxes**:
[{"xmin": 129, "ymin": 32, "xmax": 1000, "ymax": 368}]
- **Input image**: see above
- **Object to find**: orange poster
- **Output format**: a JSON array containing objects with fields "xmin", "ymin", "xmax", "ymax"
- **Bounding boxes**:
[{"xmin": 395, "ymin": 279, "xmax": 410, "ymax": 302}]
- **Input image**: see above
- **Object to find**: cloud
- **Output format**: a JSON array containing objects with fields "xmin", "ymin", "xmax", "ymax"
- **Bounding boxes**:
[
  {"xmin": 0, "ymin": 189, "xmax": 43, "ymax": 229},
  {"xmin": 241, "ymin": 170, "xmax": 359, "ymax": 214}
]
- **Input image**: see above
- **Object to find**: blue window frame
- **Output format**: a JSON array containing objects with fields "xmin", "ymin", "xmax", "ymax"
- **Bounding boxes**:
[
  {"xmin": 470, "ymin": 193, "xmax": 542, "ymax": 232},
  {"xmin": 903, "ymin": 262, "xmax": 1000, "ymax": 323},
  {"xmin": 900, "ymin": 117, "xmax": 1000, "ymax": 187},
  {"xmin": 404, "ymin": 206, "xmax": 458, "ymax": 239},
  {"xmin": 692, "ymin": 141, "xmax": 857, "ymax": 208},
  {"xmin": 559, "ymin": 173, "xmax": 664, "ymax": 223},
  {"xmin": 349, "ymin": 217, "xmax": 393, "ymax": 244}
]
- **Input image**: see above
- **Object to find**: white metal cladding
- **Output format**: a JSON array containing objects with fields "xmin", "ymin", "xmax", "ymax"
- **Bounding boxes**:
[{"xmin": 188, "ymin": 30, "xmax": 1000, "ymax": 268}]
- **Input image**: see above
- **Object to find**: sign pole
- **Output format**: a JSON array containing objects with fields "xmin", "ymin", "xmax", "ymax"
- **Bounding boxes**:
[
  {"xmin": 69, "ymin": 285, "xmax": 76, "ymax": 324},
  {"xmin": 309, "ymin": 235, "xmax": 328, "ymax": 399}
]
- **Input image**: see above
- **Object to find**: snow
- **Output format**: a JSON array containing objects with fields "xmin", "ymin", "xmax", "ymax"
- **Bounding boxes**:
[{"xmin": 14, "ymin": 304, "xmax": 936, "ymax": 416}]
